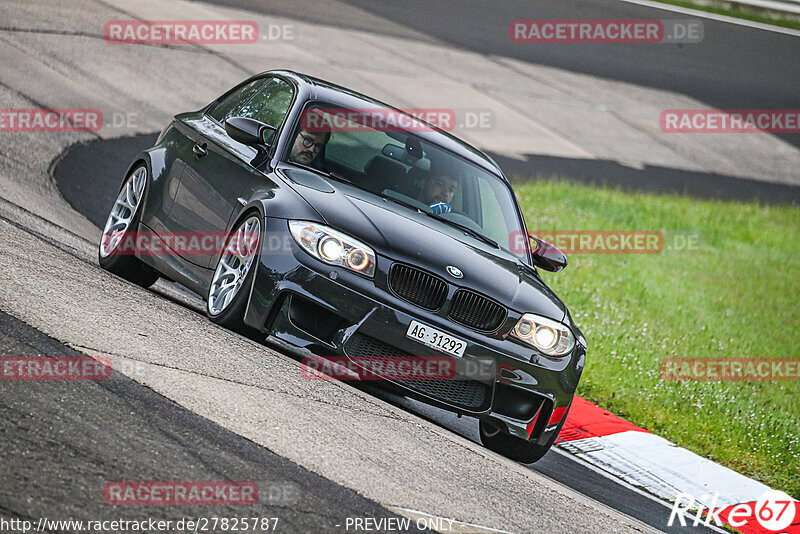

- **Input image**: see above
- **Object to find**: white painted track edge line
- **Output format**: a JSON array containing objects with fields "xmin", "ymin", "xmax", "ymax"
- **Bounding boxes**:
[
  {"xmin": 550, "ymin": 447, "xmax": 731, "ymax": 534},
  {"xmin": 727, "ymin": 0, "xmax": 800, "ymax": 15},
  {"xmin": 619, "ymin": 0, "xmax": 800, "ymax": 36}
]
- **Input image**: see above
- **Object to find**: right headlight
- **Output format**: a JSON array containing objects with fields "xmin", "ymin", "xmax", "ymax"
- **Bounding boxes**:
[
  {"xmin": 289, "ymin": 221, "xmax": 376, "ymax": 278},
  {"xmin": 511, "ymin": 313, "xmax": 575, "ymax": 357}
]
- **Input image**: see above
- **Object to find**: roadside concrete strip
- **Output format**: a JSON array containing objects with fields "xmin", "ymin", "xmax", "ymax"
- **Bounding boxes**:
[
  {"xmin": 725, "ymin": 0, "xmax": 800, "ymax": 16},
  {"xmin": 557, "ymin": 397, "xmax": 799, "ymax": 533},
  {"xmin": 620, "ymin": 0, "xmax": 800, "ymax": 35}
]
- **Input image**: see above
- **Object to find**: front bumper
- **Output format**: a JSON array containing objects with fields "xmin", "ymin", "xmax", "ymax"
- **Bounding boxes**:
[{"xmin": 245, "ymin": 217, "xmax": 585, "ymax": 444}]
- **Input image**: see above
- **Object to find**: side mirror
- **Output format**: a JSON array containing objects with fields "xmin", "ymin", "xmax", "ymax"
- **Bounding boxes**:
[
  {"xmin": 530, "ymin": 235, "xmax": 567, "ymax": 272},
  {"xmin": 225, "ymin": 117, "xmax": 277, "ymax": 148}
]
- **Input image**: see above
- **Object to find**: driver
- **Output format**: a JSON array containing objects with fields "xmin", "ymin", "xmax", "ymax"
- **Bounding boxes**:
[
  {"xmin": 289, "ymin": 128, "xmax": 330, "ymax": 168},
  {"xmin": 417, "ymin": 173, "xmax": 457, "ymax": 214}
]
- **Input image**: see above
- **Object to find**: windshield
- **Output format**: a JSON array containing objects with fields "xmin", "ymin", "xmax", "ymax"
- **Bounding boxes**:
[{"xmin": 283, "ymin": 102, "xmax": 527, "ymax": 257}]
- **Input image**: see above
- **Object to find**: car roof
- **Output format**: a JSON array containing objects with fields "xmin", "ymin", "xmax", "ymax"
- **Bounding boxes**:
[{"xmin": 263, "ymin": 70, "xmax": 507, "ymax": 180}]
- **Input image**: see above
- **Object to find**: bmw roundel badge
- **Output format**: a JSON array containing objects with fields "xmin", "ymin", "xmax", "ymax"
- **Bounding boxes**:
[{"xmin": 446, "ymin": 265, "xmax": 463, "ymax": 278}]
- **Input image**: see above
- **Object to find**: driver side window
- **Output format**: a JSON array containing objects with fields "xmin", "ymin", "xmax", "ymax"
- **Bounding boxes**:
[
  {"xmin": 208, "ymin": 78, "xmax": 268, "ymax": 124},
  {"xmin": 237, "ymin": 78, "xmax": 294, "ymax": 129},
  {"xmin": 208, "ymin": 77, "xmax": 294, "ymax": 139}
]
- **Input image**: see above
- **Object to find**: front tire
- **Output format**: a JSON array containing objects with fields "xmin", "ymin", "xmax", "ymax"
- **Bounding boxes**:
[
  {"xmin": 206, "ymin": 213, "xmax": 263, "ymax": 339},
  {"xmin": 98, "ymin": 165, "xmax": 159, "ymax": 288},
  {"xmin": 479, "ymin": 406, "xmax": 569, "ymax": 463}
]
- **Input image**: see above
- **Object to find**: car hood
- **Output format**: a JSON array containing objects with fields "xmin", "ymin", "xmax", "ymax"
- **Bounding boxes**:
[{"xmin": 280, "ymin": 169, "xmax": 568, "ymax": 322}]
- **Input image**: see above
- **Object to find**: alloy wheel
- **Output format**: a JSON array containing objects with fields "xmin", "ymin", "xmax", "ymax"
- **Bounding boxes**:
[
  {"xmin": 99, "ymin": 167, "xmax": 146, "ymax": 258},
  {"xmin": 207, "ymin": 216, "xmax": 261, "ymax": 316}
]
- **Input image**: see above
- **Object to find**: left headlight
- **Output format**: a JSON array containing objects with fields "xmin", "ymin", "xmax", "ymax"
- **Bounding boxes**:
[
  {"xmin": 511, "ymin": 313, "xmax": 575, "ymax": 357},
  {"xmin": 289, "ymin": 221, "xmax": 376, "ymax": 278}
]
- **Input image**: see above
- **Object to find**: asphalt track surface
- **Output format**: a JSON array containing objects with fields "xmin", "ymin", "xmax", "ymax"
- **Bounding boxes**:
[
  {"xmin": 209, "ymin": 0, "xmax": 800, "ymax": 149},
  {"xmin": 0, "ymin": 311, "xmax": 426, "ymax": 533},
  {"xmin": 53, "ymin": 133, "xmax": 719, "ymax": 534}
]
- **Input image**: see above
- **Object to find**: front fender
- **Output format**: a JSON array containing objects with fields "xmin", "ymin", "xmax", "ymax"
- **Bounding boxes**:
[{"xmin": 233, "ymin": 189, "xmax": 323, "ymax": 333}]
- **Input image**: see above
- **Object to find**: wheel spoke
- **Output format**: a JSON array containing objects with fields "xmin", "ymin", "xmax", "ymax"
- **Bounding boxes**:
[
  {"xmin": 106, "ymin": 234, "xmax": 121, "ymax": 252},
  {"xmin": 218, "ymin": 257, "xmax": 239, "ymax": 277},
  {"xmin": 218, "ymin": 285, "xmax": 236, "ymax": 310},
  {"xmin": 133, "ymin": 170, "xmax": 146, "ymax": 198},
  {"xmin": 235, "ymin": 226, "xmax": 249, "ymax": 257},
  {"xmin": 106, "ymin": 221, "xmax": 126, "ymax": 233},
  {"xmin": 124, "ymin": 181, "xmax": 137, "ymax": 211},
  {"xmin": 243, "ymin": 226, "xmax": 259, "ymax": 256},
  {"xmin": 213, "ymin": 278, "xmax": 236, "ymax": 298}
]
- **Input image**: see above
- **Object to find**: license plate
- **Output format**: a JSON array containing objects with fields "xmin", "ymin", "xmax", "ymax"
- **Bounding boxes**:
[{"xmin": 405, "ymin": 320, "xmax": 467, "ymax": 358}]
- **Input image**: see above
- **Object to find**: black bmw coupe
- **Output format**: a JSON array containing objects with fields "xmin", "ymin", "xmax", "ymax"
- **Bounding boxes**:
[{"xmin": 98, "ymin": 70, "xmax": 586, "ymax": 463}]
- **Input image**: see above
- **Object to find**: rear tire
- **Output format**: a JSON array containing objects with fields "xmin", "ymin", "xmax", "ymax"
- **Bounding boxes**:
[{"xmin": 98, "ymin": 165, "xmax": 159, "ymax": 288}]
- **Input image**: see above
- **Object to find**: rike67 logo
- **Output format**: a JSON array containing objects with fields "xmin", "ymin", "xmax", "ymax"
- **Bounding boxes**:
[
  {"xmin": 669, "ymin": 490, "xmax": 798, "ymax": 532},
  {"xmin": 749, "ymin": 491, "xmax": 800, "ymax": 532}
]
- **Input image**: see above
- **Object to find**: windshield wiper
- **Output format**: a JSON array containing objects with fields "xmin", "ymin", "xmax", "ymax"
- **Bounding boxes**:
[
  {"xmin": 380, "ymin": 194, "xmax": 498, "ymax": 248},
  {"xmin": 321, "ymin": 169, "xmax": 352, "ymax": 184},
  {"xmin": 288, "ymin": 162, "xmax": 353, "ymax": 185},
  {"xmin": 380, "ymin": 193, "xmax": 423, "ymax": 213},
  {"xmin": 425, "ymin": 212, "xmax": 499, "ymax": 249}
]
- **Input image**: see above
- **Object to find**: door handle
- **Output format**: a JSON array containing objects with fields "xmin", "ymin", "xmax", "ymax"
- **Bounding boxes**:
[{"xmin": 192, "ymin": 142, "xmax": 208, "ymax": 157}]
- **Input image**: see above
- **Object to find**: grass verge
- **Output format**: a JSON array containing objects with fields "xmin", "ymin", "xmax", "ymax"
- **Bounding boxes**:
[
  {"xmin": 514, "ymin": 180, "xmax": 800, "ymax": 498},
  {"xmin": 652, "ymin": 0, "xmax": 800, "ymax": 31}
]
